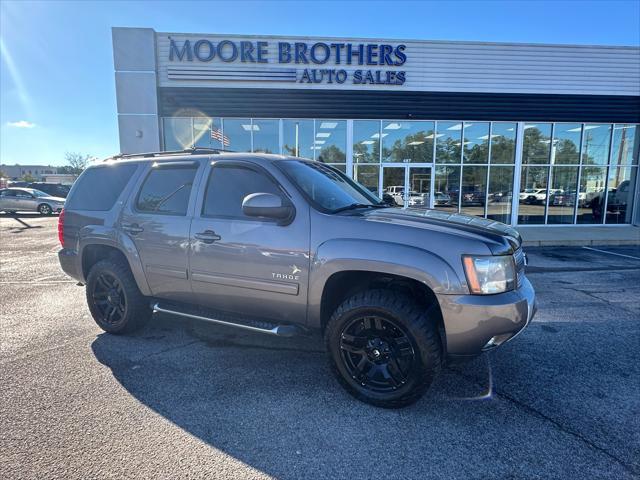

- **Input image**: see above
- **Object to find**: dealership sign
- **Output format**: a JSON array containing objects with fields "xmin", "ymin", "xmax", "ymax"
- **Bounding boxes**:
[{"xmin": 168, "ymin": 38, "xmax": 407, "ymax": 86}]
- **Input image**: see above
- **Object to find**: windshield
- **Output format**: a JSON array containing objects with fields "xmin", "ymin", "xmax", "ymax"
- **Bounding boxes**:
[{"xmin": 278, "ymin": 160, "xmax": 384, "ymax": 213}]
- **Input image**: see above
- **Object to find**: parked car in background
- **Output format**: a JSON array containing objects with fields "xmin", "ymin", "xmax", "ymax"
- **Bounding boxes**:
[
  {"xmin": 433, "ymin": 191, "xmax": 451, "ymax": 206},
  {"xmin": 519, "ymin": 188, "xmax": 562, "ymax": 205},
  {"xmin": 0, "ymin": 187, "xmax": 65, "ymax": 214},
  {"xmin": 28, "ymin": 182, "xmax": 71, "ymax": 198},
  {"xmin": 549, "ymin": 190, "xmax": 576, "ymax": 207}
]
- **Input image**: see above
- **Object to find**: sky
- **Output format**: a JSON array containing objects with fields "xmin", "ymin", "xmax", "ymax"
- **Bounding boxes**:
[{"xmin": 1, "ymin": 0, "xmax": 639, "ymax": 167}]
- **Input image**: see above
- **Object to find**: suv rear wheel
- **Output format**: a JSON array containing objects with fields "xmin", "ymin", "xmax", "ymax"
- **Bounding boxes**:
[
  {"xmin": 325, "ymin": 289, "xmax": 442, "ymax": 408},
  {"xmin": 86, "ymin": 258, "xmax": 151, "ymax": 334}
]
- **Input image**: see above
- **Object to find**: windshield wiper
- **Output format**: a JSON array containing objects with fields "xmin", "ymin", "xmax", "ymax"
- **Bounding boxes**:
[{"xmin": 332, "ymin": 203, "xmax": 388, "ymax": 213}]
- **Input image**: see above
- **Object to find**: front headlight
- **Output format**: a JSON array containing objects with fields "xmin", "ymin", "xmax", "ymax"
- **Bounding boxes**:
[{"xmin": 462, "ymin": 255, "xmax": 516, "ymax": 295}]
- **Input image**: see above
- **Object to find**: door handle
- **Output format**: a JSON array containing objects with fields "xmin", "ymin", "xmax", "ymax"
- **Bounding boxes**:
[
  {"xmin": 194, "ymin": 230, "xmax": 221, "ymax": 244},
  {"xmin": 122, "ymin": 223, "xmax": 144, "ymax": 235}
]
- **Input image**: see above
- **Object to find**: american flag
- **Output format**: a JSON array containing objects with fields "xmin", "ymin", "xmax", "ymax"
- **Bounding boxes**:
[{"xmin": 211, "ymin": 128, "xmax": 230, "ymax": 147}]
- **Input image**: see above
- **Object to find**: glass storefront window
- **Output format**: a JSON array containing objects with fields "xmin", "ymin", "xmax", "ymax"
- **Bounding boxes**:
[
  {"xmin": 354, "ymin": 165, "xmax": 380, "ymax": 194},
  {"xmin": 463, "ymin": 123, "xmax": 489, "ymax": 164},
  {"xmin": 487, "ymin": 166, "xmax": 514, "ymax": 223},
  {"xmin": 604, "ymin": 167, "xmax": 637, "ymax": 224},
  {"xmin": 547, "ymin": 166, "xmax": 579, "ymax": 224},
  {"xmin": 523, "ymin": 124, "xmax": 552, "ymax": 164},
  {"xmin": 577, "ymin": 166, "xmax": 607, "ymax": 224},
  {"xmin": 582, "ymin": 125, "xmax": 611, "ymax": 165},
  {"xmin": 434, "ymin": 165, "xmax": 460, "ymax": 213},
  {"xmin": 460, "ymin": 165, "xmax": 488, "ymax": 217},
  {"xmin": 163, "ymin": 118, "xmax": 193, "ymax": 150},
  {"xmin": 551, "ymin": 124, "xmax": 581, "ymax": 165},
  {"xmin": 435, "ymin": 122, "xmax": 462, "ymax": 164},
  {"xmin": 252, "ymin": 119, "xmax": 280, "ymax": 154},
  {"xmin": 381, "ymin": 121, "xmax": 435, "ymax": 163},
  {"xmin": 353, "ymin": 121, "xmax": 381, "ymax": 163},
  {"xmin": 222, "ymin": 118, "xmax": 252, "ymax": 152},
  {"xmin": 490, "ymin": 123, "xmax": 517, "ymax": 164},
  {"xmin": 316, "ymin": 120, "xmax": 347, "ymax": 164},
  {"xmin": 611, "ymin": 125, "xmax": 639, "ymax": 165},
  {"xmin": 518, "ymin": 165, "xmax": 549, "ymax": 224},
  {"xmin": 283, "ymin": 119, "xmax": 314, "ymax": 159},
  {"xmin": 193, "ymin": 117, "xmax": 224, "ymax": 149}
]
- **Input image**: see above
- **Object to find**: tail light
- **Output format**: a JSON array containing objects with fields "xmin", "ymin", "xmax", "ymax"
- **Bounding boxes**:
[{"xmin": 57, "ymin": 209, "xmax": 65, "ymax": 247}]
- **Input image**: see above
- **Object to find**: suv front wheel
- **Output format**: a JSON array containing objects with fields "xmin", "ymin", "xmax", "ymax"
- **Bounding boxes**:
[
  {"xmin": 325, "ymin": 289, "xmax": 442, "ymax": 408},
  {"xmin": 86, "ymin": 258, "xmax": 151, "ymax": 334}
]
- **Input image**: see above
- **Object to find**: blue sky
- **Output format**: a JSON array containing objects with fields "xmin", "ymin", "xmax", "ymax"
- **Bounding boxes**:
[{"xmin": 1, "ymin": 0, "xmax": 639, "ymax": 167}]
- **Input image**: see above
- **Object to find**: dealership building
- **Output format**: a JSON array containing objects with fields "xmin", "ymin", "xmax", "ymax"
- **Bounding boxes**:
[{"xmin": 111, "ymin": 27, "xmax": 640, "ymax": 233}]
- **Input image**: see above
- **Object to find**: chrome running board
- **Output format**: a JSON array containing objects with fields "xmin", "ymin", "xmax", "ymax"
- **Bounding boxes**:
[{"xmin": 152, "ymin": 302, "xmax": 302, "ymax": 337}]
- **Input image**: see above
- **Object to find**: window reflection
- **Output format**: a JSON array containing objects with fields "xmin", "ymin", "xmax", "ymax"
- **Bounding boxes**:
[
  {"xmin": 547, "ymin": 166, "xmax": 578, "ymax": 224},
  {"xmin": 460, "ymin": 165, "xmax": 487, "ymax": 217},
  {"xmin": 222, "ymin": 119, "xmax": 252, "ymax": 152},
  {"xmin": 611, "ymin": 125, "xmax": 639, "ymax": 166},
  {"xmin": 577, "ymin": 166, "xmax": 607, "ymax": 224},
  {"xmin": 163, "ymin": 118, "xmax": 192, "ymax": 150},
  {"xmin": 252, "ymin": 119, "xmax": 280, "ymax": 153},
  {"xmin": 353, "ymin": 121, "xmax": 380, "ymax": 163},
  {"xmin": 581, "ymin": 125, "xmax": 611, "ymax": 165},
  {"xmin": 490, "ymin": 123, "xmax": 517, "ymax": 164},
  {"xmin": 354, "ymin": 165, "xmax": 380, "ymax": 195},
  {"xmin": 435, "ymin": 122, "xmax": 462, "ymax": 164},
  {"xmin": 434, "ymin": 165, "xmax": 460, "ymax": 212},
  {"xmin": 604, "ymin": 167, "xmax": 636, "ymax": 224},
  {"xmin": 381, "ymin": 121, "xmax": 434, "ymax": 163},
  {"xmin": 463, "ymin": 123, "xmax": 489, "ymax": 164},
  {"xmin": 194, "ymin": 117, "xmax": 224, "ymax": 149},
  {"xmin": 283, "ymin": 120, "xmax": 314, "ymax": 159},
  {"xmin": 487, "ymin": 166, "xmax": 514, "ymax": 223},
  {"xmin": 518, "ymin": 165, "xmax": 549, "ymax": 224},
  {"xmin": 316, "ymin": 120, "xmax": 346, "ymax": 164},
  {"xmin": 523, "ymin": 124, "xmax": 552, "ymax": 164},
  {"xmin": 551, "ymin": 124, "xmax": 581, "ymax": 165}
]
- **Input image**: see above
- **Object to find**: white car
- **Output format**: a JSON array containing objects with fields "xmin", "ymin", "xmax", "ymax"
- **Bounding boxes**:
[
  {"xmin": 0, "ymin": 187, "xmax": 65, "ymax": 215},
  {"xmin": 520, "ymin": 188, "xmax": 562, "ymax": 204}
]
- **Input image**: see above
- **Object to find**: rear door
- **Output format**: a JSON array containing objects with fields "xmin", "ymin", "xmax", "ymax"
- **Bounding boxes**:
[
  {"xmin": 15, "ymin": 190, "xmax": 37, "ymax": 211},
  {"xmin": 0, "ymin": 189, "xmax": 19, "ymax": 210},
  {"xmin": 120, "ymin": 160, "xmax": 204, "ymax": 303},
  {"xmin": 189, "ymin": 160, "xmax": 310, "ymax": 324}
]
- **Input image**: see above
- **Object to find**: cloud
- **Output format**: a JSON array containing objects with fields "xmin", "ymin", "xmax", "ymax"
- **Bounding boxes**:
[{"xmin": 6, "ymin": 120, "xmax": 36, "ymax": 128}]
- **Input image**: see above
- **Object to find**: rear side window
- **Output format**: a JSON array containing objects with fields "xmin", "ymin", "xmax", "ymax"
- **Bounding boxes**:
[
  {"xmin": 202, "ymin": 165, "xmax": 282, "ymax": 219},
  {"xmin": 66, "ymin": 164, "xmax": 137, "ymax": 211},
  {"xmin": 136, "ymin": 166, "xmax": 197, "ymax": 216}
]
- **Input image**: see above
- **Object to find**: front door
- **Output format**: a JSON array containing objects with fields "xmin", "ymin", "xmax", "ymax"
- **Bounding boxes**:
[
  {"xmin": 381, "ymin": 165, "xmax": 432, "ymax": 209},
  {"xmin": 189, "ymin": 160, "xmax": 310, "ymax": 324}
]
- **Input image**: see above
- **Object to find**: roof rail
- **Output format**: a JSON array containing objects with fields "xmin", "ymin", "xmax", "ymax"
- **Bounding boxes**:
[{"xmin": 107, "ymin": 147, "xmax": 233, "ymax": 161}]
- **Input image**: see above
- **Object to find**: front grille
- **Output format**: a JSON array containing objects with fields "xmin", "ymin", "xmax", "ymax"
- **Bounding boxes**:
[{"xmin": 514, "ymin": 248, "xmax": 526, "ymax": 287}]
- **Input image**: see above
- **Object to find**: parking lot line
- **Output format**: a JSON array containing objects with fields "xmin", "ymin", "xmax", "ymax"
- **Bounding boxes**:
[{"xmin": 582, "ymin": 246, "xmax": 640, "ymax": 261}]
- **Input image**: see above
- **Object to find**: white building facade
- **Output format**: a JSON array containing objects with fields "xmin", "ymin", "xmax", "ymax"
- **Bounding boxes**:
[{"xmin": 112, "ymin": 27, "xmax": 640, "ymax": 227}]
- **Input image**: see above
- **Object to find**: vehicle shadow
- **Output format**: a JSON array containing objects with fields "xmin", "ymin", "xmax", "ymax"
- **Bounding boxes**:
[
  {"xmin": 0, "ymin": 213, "xmax": 46, "ymax": 232},
  {"xmin": 89, "ymin": 308, "xmax": 640, "ymax": 478}
]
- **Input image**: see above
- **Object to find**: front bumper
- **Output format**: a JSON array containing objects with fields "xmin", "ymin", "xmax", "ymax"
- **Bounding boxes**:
[{"xmin": 438, "ymin": 276, "xmax": 536, "ymax": 358}]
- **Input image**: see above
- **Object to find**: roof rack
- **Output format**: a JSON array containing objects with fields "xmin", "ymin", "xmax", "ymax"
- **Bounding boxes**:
[{"xmin": 107, "ymin": 147, "xmax": 233, "ymax": 161}]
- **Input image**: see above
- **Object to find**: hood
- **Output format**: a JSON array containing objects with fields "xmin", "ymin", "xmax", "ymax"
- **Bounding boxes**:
[{"xmin": 362, "ymin": 207, "xmax": 521, "ymax": 254}]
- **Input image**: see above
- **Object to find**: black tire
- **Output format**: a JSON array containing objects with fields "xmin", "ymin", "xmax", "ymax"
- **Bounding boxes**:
[
  {"xmin": 85, "ymin": 258, "xmax": 151, "ymax": 334},
  {"xmin": 37, "ymin": 203, "xmax": 52, "ymax": 215},
  {"xmin": 325, "ymin": 289, "xmax": 442, "ymax": 408}
]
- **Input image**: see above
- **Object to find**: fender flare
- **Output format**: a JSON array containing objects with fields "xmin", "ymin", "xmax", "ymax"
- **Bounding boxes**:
[
  {"xmin": 307, "ymin": 239, "xmax": 464, "ymax": 328},
  {"xmin": 77, "ymin": 225, "xmax": 151, "ymax": 296}
]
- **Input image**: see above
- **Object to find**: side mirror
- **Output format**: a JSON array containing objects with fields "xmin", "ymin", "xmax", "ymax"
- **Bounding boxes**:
[{"xmin": 242, "ymin": 193, "xmax": 293, "ymax": 221}]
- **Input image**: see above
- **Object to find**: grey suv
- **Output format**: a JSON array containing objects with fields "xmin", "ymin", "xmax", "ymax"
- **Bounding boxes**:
[{"xmin": 58, "ymin": 149, "xmax": 535, "ymax": 408}]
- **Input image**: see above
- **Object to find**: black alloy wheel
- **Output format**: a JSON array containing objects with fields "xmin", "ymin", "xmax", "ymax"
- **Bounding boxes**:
[
  {"xmin": 91, "ymin": 272, "xmax": 127, "ymax": 326},
  {"xmin": 340, "ymin": 316, "xmax": 415, "ymax": 393}
]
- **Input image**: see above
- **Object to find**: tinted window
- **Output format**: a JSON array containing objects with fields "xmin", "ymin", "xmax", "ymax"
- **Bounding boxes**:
[
  {"xmin": 66, "ymin": 164, "xmax": 138, "ymax": 211},
  {"xmin": 202, "ymin": 165, "xmax": 282, "ymax": 219},
  {"xmin": 136, "ymin": 166, "xmax": 197, "ymax": 216},
  {"xmin": 1, "ymin": 189, "xmax": 16, "ymax": 197}
]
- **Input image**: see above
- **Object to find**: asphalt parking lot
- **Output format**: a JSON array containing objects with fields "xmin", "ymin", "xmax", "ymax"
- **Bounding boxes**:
[{"xmin": 1, "ymin": 214, "xmax": 639, "ymax": 479}]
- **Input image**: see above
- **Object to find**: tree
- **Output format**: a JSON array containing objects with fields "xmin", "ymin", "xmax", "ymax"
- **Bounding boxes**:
[
  {"xmin": 20, "ymin": 173, "xmax": 36, "ymax": 182},
  {"xmin": 64, "ymin": 152, "xmax": 92, "ymax": 175}
]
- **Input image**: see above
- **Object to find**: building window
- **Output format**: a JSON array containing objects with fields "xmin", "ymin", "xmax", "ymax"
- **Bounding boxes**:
[
  {"xmin": 316, "ymin": 120, "xmax": 346, "ymax": 165},
  {"xmin": 283, "ymin": 119, "xmax": 314, "ymax": 158},
  {"xmin": 252, "ymin": 119, "xmax": 280, "ymax": 154},
  {"xmin": 353, "ymin": 120, "xmax": 381, "ymax": 163},
  {"xmin": 381, "ymin": 121, "xmax": 435, "ymax": 163},
  {"xmin": 163, "ymin": 118, "xmax": 192, "ymax": 150},
  {"xmin": 222, "ymin": 118, "xmax": 252, "ymax": 152}
]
